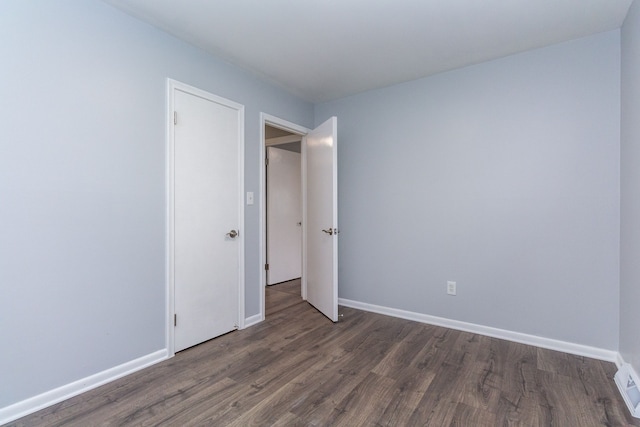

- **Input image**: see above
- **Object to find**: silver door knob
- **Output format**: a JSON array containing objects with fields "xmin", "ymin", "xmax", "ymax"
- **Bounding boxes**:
[
  {"xmin": 322, "ymin": 228, "xmax": 334, "ymax": 235},
  {"xmin": 226, "ymin": 230, "xmax": 238, "ymax": 238}
]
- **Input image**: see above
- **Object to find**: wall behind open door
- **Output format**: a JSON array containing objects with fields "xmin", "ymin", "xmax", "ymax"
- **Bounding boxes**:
[{"xmin": 312, "ymin": 32, "xmax": 620, "ymax": 349}]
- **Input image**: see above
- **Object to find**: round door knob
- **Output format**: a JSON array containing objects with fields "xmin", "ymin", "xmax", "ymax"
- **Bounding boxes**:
[{"xmin": 226, "ymin": 230, "xmax": 238, "ymax": 238}]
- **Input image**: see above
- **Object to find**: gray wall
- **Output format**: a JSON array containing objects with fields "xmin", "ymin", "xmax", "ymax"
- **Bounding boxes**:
[
  {"xmin": 0, "ymin": 0, "xmax": 313, "ymax": 408},
  {"xmin": 315, "ymin": 31, "xmax": 621, "ymax": 350},
  {"xmin": 621, "ymin": 0, "xmax": 640, "ymax": 374}
]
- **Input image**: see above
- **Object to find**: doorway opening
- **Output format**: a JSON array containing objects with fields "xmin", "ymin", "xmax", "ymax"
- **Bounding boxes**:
[
  {"xmin": 259, "ymin": 113, "xmax": 339, "ymax": 324},
  {"xmin": 265, "ymin": 125, "xmax": 302, "ymax": 288},
  {"xmin": 261, "ymin": 118, "xmax": 308, "ymax": 319}
]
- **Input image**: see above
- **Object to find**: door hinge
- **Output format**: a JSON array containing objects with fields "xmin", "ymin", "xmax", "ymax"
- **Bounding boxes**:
[
  {"xmin": 265, "ymin": 157, "xmax": 269, "ymax": 166},
  {"xmin": 265, "ymin": 263, "xmax": 269, "ymax": 271},
  {"xmin": 174, "ymin": 111, "xmax": 177, "ymax": 125},
  {"xmin": 174, "ymin": 314, "xmax": 177, "ymax": 326}
]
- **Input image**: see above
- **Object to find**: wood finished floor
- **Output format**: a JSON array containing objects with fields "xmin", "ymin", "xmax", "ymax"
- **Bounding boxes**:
[
  {"xmin": 265, "ymin": 278, "xmax": 302, "ymax": 317},
  {"xmin": 8, "ymin": 281, "xmax": 638, "ymax": 426}
]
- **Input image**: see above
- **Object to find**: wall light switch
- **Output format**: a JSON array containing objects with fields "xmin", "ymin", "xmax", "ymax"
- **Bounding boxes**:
[
  {"xmin": 447, "ymin": 281, "xmax": 457, "ymax": 296},
  {"xmin": 246, "ymin": 192, "xmax": 254, "ymax": 205}
]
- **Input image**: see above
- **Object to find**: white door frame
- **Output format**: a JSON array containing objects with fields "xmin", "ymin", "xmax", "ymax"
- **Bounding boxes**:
[
  {"xmin": 166, "ymin": 79, "xmax": 245, "ymax": 357},
  {"xmin": 259, "ymin": 113, "xmax": 310, "ymax": 321}
]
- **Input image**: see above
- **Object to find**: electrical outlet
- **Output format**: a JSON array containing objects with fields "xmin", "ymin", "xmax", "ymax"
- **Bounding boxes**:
[{"xmin": 447, "ymin": 281, "xmax": 456, "ymax": 296}]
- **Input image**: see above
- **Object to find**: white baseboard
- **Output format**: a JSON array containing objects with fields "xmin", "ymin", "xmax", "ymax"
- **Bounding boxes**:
[
  {"xmin": 0, "ymin": 349, "xmax": 168, "ymax": 425},
  {"xmin": 339, "ymin": 298, "xmax": 619, "ymax": 363},
  {"xmin": 243, "ymin": 313, "xmax": 263, "ymax": 329},
  {"xmin": 616, "ymin": 352, "xmax": 626, "ymax": 369}
]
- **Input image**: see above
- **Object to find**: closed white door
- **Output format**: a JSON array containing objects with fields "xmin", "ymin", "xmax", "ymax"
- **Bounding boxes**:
[
  {"xmin": 305, "ymin": 117, "xmax": 338, "ymax": 322},
  {"xmin": 267, "ymin": 147, "xmax": 302, "ymax": 285},
  {"xmin": 172, "ymin": 84, "xmax": 243, "ymax": 352}
]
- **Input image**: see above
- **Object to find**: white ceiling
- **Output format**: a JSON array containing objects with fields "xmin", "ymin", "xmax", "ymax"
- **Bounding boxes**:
[{"xmin": 103, "ymin": 0, "xmax": 633, "ymax": 103}]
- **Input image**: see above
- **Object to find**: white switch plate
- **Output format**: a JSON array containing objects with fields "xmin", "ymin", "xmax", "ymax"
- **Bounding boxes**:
[
  {"xmin": 246, "ymin": 192, "xmax": 254, "ymax": 205},
  {"xmin": 447, "ymin": 281, "xmax": 456, "ymax": 296}
]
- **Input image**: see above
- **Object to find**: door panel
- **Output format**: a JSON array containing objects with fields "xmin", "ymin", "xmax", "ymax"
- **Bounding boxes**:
[
  {"xmin": 173, "ymin": 88, "xmax": 241, "ymax": 352},
  {"xmin": 267, "ymin": 147, "xmax": 302, "ymax": 285},
  {"xmin": 305, "ymin": 117, "xmax": 338, "ymax": 322}
]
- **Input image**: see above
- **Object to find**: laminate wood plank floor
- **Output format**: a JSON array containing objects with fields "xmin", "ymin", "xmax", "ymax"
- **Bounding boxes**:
[
  {"xmin": 265, "ymin": 279, "xmax": 302, "ymax": 317},
  {"xmin": 8, "ymin": 284, "xmax": 638, "ymax": 426}
]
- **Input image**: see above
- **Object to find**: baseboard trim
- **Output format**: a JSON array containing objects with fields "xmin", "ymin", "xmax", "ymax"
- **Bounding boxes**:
[
  {"xmin": 243, "ymin": 313, "xmax": 263, "ymax": 329},
  {"xmin": 339, "ymin": 298, "xmax": 619, "ymax": 363},
  {"xmin": 616, "ymin": 352, "xmax": 626, "ymax": 369},
  {"xmin": 0, "ymin": 349, "xmax": 168, "ymax": 425}
]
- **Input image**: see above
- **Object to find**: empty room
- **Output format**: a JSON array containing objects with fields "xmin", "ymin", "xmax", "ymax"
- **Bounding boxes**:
[{"xmin": 2, "ymin": 0, "xmax": 640, "ymax": 425}]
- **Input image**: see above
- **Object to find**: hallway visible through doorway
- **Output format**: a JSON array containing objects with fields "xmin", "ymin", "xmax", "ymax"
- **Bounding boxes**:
[{"xmin": 266, "ymin": 279, "xmax": 302, "ymax": 317}]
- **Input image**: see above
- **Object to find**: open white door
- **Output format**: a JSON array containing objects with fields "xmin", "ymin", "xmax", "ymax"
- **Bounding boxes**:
[
  {"xmin": 305, "ymin": 117, "xmax": 338, "ymax": 322},
  {"xmin": 266, "ymin": 147, "xmax": 302, "ymax": 285}
]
